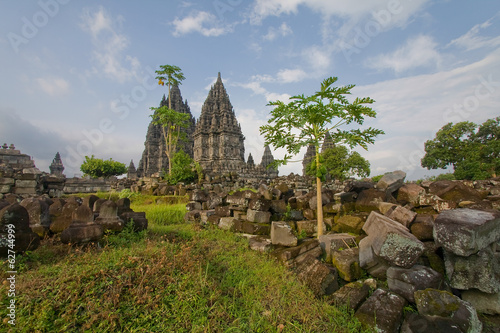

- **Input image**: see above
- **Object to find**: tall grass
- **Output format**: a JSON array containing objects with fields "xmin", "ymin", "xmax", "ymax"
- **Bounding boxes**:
[{"xmin": 0, "ymin": 196, "xmax": 371, "ymax": 333}]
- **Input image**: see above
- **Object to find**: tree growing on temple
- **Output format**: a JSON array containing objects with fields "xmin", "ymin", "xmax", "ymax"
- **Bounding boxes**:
[
  {"xmin": 151, "ymin": 64, "xmax": 191, "ymax": 175},
  {"xmin": 80, "ymin": 155, "xmax": 127, "ymax": 178},
  {"xmin": 421, "ymin": 117, "xmax": 499, "ymax": 179},
  {"xmin": 260, "ymin": 76, "xmax": 384, "ymax": 237},
  {"xmin": 165, "ymin": 150, "xmax": 197, "ymax": 185},
  {"xmin": 306, "ymin": 144, "xmax": 371, "ymax": 181}
]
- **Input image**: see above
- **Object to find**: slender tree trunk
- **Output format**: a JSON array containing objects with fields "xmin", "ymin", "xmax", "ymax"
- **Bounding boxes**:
[{"xmin": 315, "ymin": 148, "xmax": 324, "ymax": 237}]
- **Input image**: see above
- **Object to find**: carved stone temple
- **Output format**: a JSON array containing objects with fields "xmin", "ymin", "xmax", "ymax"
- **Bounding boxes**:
[
  {"xmin": 137, "ymin": 85, "xmax": 196, "ymax": 177},
  {"xmin": 137, "ymin": 72, "xmax": 278, "ymax": 180}
]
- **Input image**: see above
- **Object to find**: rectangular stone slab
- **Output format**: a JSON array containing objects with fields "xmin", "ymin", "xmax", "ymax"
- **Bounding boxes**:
[{"xmin": 434, "ymin": 208, "xmax": 500, "ymax": 256}]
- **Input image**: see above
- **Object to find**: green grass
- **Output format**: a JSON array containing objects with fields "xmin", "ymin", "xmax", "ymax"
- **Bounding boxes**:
[{"xmin": 0, "ymin": 196, "xmax": 370, "ymax": 333}]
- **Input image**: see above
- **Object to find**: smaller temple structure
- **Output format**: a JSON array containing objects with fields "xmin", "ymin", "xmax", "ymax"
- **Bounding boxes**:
[
  {"xmin": 49, "ymin": 152, "xmax": 65, "ymax": 177},
  {"xmin": 127, "ymin": 160, "xmax": 137, "ymax": 180}
]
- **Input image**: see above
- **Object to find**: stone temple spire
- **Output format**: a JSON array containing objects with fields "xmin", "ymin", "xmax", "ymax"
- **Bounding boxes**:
[
  {"xmin": 247, "ymin": 153, "xmax": 255, "ymax": 167},
  {"xmin": 193, "ymin": 72, "xmax": 246, "ymax": 174},
  {"xmin": 137, "ymin": 85, "xmax": 195, "ymax": 177},
  {"xmin": 49, "ymin": 152, "xmax": 65, "ymax": 177},
  {"xmin": 322, "ymin": 132, "xmax": 335, "ymax": 152},
  {"xmin": 127, "ymin": 160, "xmax": 137, "ymax": 179},
  {"xmin": 260, "ymin": 145, "xmax": 275, "ymax": 169},
  {"xmin": 302, "ymin": 144, "xmax": 316, "ymax": 176}
]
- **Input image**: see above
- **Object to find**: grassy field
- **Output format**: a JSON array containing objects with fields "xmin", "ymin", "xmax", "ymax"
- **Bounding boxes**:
[{"xmin": 0, "ymin": 195, "xmax": 370, "ymax": 333}]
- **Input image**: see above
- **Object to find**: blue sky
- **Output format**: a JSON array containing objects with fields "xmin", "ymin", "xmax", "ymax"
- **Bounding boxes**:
[{"xmin": 1, "ymin": 0, "xmax": 499, "ymax": 180}]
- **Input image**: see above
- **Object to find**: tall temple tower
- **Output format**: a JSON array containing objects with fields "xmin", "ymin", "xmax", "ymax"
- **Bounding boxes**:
[
  {"xmin": 193, "ymin": 73, "xmax": 246, "ymax": 174},
  {"xmin": 137, "ymin": 85, "xmax": 196, "ymax": 177}
]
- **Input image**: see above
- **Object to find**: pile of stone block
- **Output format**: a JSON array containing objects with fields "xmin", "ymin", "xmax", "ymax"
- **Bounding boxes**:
[{"xmin": 184, "ymin": 170, "xmax": 500, "ymax": 332}]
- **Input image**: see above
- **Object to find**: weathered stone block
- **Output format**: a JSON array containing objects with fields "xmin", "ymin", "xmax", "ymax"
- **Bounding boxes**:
[
  {"xmin": 15, "ymin": 179, "xmax": 37, "ymax": 188},
  {"xmin": 248, "ymin": 198, "xmax": 271, "ymax": 211},
  {"xmin": 271, "ymin": 238, "xmax": 321, "ymax": 266},
  {"xmin": 20, "ymin": 198, "xmax": 50, "ymax": 237},
  {"xmin": 248, "ymin": 235, "xmax": 272, "ymax": 253},
  {"xmin": 332, "ymin": 248, "xmax": 362, "ymax": 282},
  {"xmin": 397, "ymin": 183, "xmax": 425, "ymax": 206},
  {"xmin": 231, "ymin": 220, "xmax": 270, "ymax": 235},
  {"xmin": 387, "ymin": 265, "xmax": 443, "ymax": 303},
  {"xmin": 296, "ymin": 220, "xmax": 325, "ymax": 237},
  {"xmin": 0, "ymin": 185, "xmax": 11, "ymax": 193},
  {"xmin": 186, "ymin": 201, "xmax": 202, "ymax": 211},
  {"xmin": 0, "ymin": 178, "xmax": 15, "ymax": 185},
  {"xmin": 294, "ymin": 254, "xmax": 338, "ymax": 297},
  {"xmin": 215, "ymin": 205, "xmax": 231, "ymax": 217},
  {"xmin": 13, "ymin": 187, "xmax": 36, "ymax": 195},
  {"xmin": 0, "ymin": 204, "xmax": 40, "ymax": 256},
  {"xmin": 270, "ymin": 221, "xmax": 297, "ymax": 247},
  {"xmin": 226, "ymin": 195, "xmax": 248, "ymax": 207},
  {"xmin": 270, "ymin": 199, "xmax": 287, "ymax": 214},
  {"xmin": 359, "ymin": 236, "xmax": 391, "ymax": 279},
  {"xmin": 50, "ymin": 201, "xmax": 79, "ymax": 234},
  {"xmin": 461, "ymin": 290, "xmax": 500, "ymax": 315},
  {"xmin": 336, "ymin": 214, "xmax": 365, "ymax": 234},
  {"xmin": 120, "ymin": 211, "xmax": 148, "ymax": 232},
  {"xmin": 376, "ymin": 170, "xmax": 406, "ymax": 194},
  {"xmin": 218, "ymin": 217, "xmax": 237, "ymax": 231},
  {"xmin": 444, "ymin": 246, "xmax": 500, "ymax": 294},
  {"xmin": 356, "ymin": 189, "xmax": 386, "ymax": 212},
  {"xmin": 355, "ymin": 288, "xmax": 407, "ymax": 333},
  {"xmin": 246, "ymin": 209, "xmax": 271, "ymax": 223},
  {"xmin": 319, "ymin": 233, "xmax": 357, "ymax": 262},
  {"xmin": 95, "ymin": 200, "xmax": 124, "ymax": 232},
  {"xmin": 363, "ymin": 212, "xmax": 424, "ymax": 268},
  {"xmin": 434, "ymin": 208, "xmax": 500, "ymax": 256},
  {"xmin": 410, "ymin": 214, "xmax": 434, "ymax": 241},
  {"xmin": 414, "ymin": 289, "xmax": 482, "ymax": 333},
  {"xmin": 328, "ymin": 280, "xmax": 370, "ymax": 311},
  {"xmin": 385, "ymin": 205, "xmax": 417, "ymax": 228}
]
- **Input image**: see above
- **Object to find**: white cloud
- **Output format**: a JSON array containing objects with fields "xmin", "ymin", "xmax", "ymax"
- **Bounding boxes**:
[
  {"xmin": 172, "ymin": 11, "xmax": 233, "ymax": 37},
  {"xmin": 250, "ymin": 0, "xmax": 430, "ymax": 28},
  {"xmin": 80, "ymin": 6, "xmax": 141, "ymax": 82},
  {"xmin": 36, "ymin": 77, "xmax": 70, "ymax": 96},
  {"xmin": 447, "ymin": 15, "xmax": 500, "ymax": 51},
  {"xmin": 364, "ymin": 35, "xmax": 442, "ymax": 73},
  {"xmin": 263, "ymin": 22, "xmax": 293, "ymax": 41},
  {"xmin": 277, "ymin": 68, "xmax": 307, "ymax": 83}
]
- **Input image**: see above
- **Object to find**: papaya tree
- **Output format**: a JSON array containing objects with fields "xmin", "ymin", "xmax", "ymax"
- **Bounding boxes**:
[
  {"xmin": 151, "ymin": 64, "xmax": 191, "ymax": 175},
  {"xmin": 260, "ymin": 76, "xmax": 384, "ymax": 237}
]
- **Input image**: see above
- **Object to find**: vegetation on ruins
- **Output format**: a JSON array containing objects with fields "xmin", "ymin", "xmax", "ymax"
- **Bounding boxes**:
[
  {"xmin": 306, "ymin": 145, "xmax": 371, "ymax": 181},
  {"xmin": 421, "ymin": 116, "xmax": 500, "ymax": 180},
  {"xmin": 151, "ymin": 64, "xmax": 191, "ymax": 176},
  {"xmin": 0, "ymin": 193, "xmax": 370, "ymax": 333},
  {"xmin": 80, "ymin": 155, "xmax": 127, "ymax": 178},
  {"xmin": 164, "ymin": 150, "xmax": 197, "ymax": 185},
  {"xmin": 260, "ymin": 76, "xmax": 384, "ymax": 237}
]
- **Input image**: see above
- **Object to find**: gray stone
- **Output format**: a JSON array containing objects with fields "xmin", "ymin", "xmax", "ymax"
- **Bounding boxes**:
[
  {"xmin": 120, "ymin": 211, "xmax": 148, "ymax": 232},
  {"xmin": 294, "ymin": 254, "xmax": 338, "ymax": 297},
  {"xmin": 95, "ymin": 200, "xmax": 124, "ymax": 232},
  {"xmin": 434, "ymin": 208, "xmax": 500, "ymax": 256},
  {"xmin": 385, "ymin": 205, "xmax": 417, "ymax": 228},
  {"xmin": 270, "ymin": 221, "xmax": 297, "ymax": 247},
  {"xmin": 231, "ymin": 220, "xmax": 270, "ymax": 235},
  {"xmin": 363, "ymin": 212, "xmax": 424, "ymax": 268},
  {"xmin": 355, "ymin": 188, "xmax": 387, "ymax": 212},
  {"xmin": 248, "ymin": 198, "xmax": 271, "ymax": 211},
  {"xmin": 359, "ymin": 235, "xmax": 391, "ymax": 279},
  {"xmin": 387, "ymin": 265, "xmax": 443, "ymax": 303},
  {"xmin": 328, "ymin": 280, "xmax": 370, "ymax": 310},
  {"xmin": 400, "ymin": 313, "xmax": 463, "ymax": 333},
  {"xmin": 218, "ymin": 217, "xmax": 237, "ymax": 231},
  {"xmin": 355, "ymin": 288, "xmax": 407, "ymax": 333},
  {"xmin": 271, "ymin": 238, "xmax": 322, "ymax": 266},
  {"xmin": 335, "ymin": 214, "xmax": 365, "ymax": 234},
  {"xmin": 397, "ymin": 183, "xmax": 425, "ymax": 206},
  {"xmin": 414, "ymin": 289, "xmax": 482, "ymax": 333},
  {"xmin": 50, "ymin": 201, "xmax": 79, "ymax": 233},
  {"xmin": 246, "ymin": 209, "xmax": 271, "ymax": 223},
  {"xmin": 319, "ymin": 233, "xmax": 357, "ymax": 262},
  {"xmin": 20, "ymin": 198, "xmax": 50, "ymax": 237},
  {"xmin": 461, "ymin": 290, "xmax": 500, "ymax": 315},
  {"xmin": 248, "ymin": 235, "xmax": 272, "ymax": 253},
  {"xmin": 377, "ymin": 170, "xmax": 406, "ymax": 194},
  {"xmin": 444, "ymin": 246, "xmax": 500, "ymax": 294},
  {"xmin": 0, "ymin": 203, "xmax": 40, "ymax": 256},
  {"xmin": 410, "ymin": 215, "xmax": 435, "ymax": 241},
  {"xmin": 296, "ymin": 220, "xmax": 325, "ymax": 237},
  {"xmin": 332, "ymin": 248, "xmax": 362, "ymax": 282}
]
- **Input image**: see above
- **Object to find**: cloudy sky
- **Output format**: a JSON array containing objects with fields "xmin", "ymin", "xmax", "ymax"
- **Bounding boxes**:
[{"xmin": 1, "ymin": 0, "xmax": 499, "ymax": 180}]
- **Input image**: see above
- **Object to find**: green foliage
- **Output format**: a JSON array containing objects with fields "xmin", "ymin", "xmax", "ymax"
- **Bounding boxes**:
[
  {"xmin": 371, "ymin": 174, "xmax": 384, "ymax": 182},
  {"xmin": 194, "ymin": 161, "xmax": 204, "ymax": 184},
  {"xmin": 260, "ymin": 76, "xmax": 384, "ymax": 168},
  {"xmin": 165, "ymin": 150, "xmax": 196, "ymax": 185},
  {"xmin": 421, "ymin": 117, "xmax": 500, "ymax": 180},
  {"xmin": 118, "ymin": 189, "xmax": 140, "ymax": 200},
  {"xmin": 307, "ymin": 145, "xmax": 371, "ymax": 181},
  {"xmin": 155, "ymin": 64, "xmax": 185, "ymax": 89},
  {"xmin": 80, "ymin": 155, "xmax": 127, "ymax": 178}
]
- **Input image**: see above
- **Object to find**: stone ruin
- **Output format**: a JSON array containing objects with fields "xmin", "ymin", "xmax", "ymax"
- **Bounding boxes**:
[
  {"xmin": 0, "ymin": 194, "xmax": 148, "ymax": 252},
  {"xmin": 184, "ymin": 171, "xmax": 500, "ymax": 332},
  {"xmin": 137, "ymin": 72, "xmax": 278, "ymax": 180}
]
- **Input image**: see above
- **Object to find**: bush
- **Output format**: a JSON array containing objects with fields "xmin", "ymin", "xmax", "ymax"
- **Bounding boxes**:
[{"xmin": 80, "ymin": 155, "xmax": 127, "ymax": 178}]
